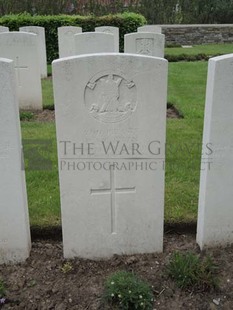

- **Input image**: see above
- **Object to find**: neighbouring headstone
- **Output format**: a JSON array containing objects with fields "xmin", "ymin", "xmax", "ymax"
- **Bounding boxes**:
[
  {"xmin": 58, "ymin": 26, "xmax": 82, "ymax": 58},
  {"xmin": 0, "ymin": 58, "xmax": 31, "ymax": 264},
  {"xmin": 197, "ymin": 54, "xmax": 233, "ymax": 249},
  {"xmin": 74, "ymin": 32, "xmax": 115, "ymax": 55},
  {"xmin": 53, "ymin": 54, "xmax": 167, "ymax": 259},
  {"xmin": 124, "ymin": 32, "xmax": 165, "ymax": 58},
  {"xmin": 0, "ymin": 26, "xmax": 9, "ymax": 32},
  {"xmin": 138, "ymin": 25, "xmax": 162, "ymax": 34},
  {"xmin": 0, "ymin": 32, "xmax": 42, "ymax": 110},
  {"xmin": 95, "ymin": 26, "xmax": 119, "ymax": 52},
  {"xmin": 20, "ymin": 26, "xmax": 47, "ymax": 78}
]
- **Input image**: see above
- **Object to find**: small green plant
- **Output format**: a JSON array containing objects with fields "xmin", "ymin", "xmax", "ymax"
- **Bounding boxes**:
[
  {"xmin": 20, "ymin": 111, "xmax": 34, "ymax": 121},
  {"xmin": 0, "ymin": 278, "xmax": 5, "ymax": 296},
  {"xmin": 103, "ymin": 271, "xmax": 154, "ymax": 310},
  {"xmin": 166, "ymin": 251, "xmax": 219, "ymax": 291},
  {"xmin": 61, "ymin": 262, "xmax": 73, "ymax": 274}
]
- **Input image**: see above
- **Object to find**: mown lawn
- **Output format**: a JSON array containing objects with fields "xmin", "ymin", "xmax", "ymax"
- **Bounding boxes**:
[
  {"xmin": 22, "ymin": 52, "xmax": 212, "ymax": 227},
  {"xmin": 165, "ymin": 43, "xmax": 233, "ymax": 57}
]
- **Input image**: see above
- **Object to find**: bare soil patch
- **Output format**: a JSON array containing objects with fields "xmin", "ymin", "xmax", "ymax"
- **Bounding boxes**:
[{"xmin": 1, "ymin": 233, "xmax": 233, "ymax": 309}]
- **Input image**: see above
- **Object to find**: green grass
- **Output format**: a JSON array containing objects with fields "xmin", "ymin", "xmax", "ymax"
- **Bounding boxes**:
[
  {"xmin": 166, "ymin": 252, "xmax": 219, "ymax": 291},
  {"xmin": 22, "ymin": 122, "xmax": 60, "ymax": 227},
  {"xmin": 23, "ymin": 60, "xmax": 210, "ymax": 227},
  {"xmin": 42, "ymin": 77, "xmax": 54, "ymax": 109},
  {"xmin": 165, "ymin": 43, "xmax": 233, "ymax": 57}
]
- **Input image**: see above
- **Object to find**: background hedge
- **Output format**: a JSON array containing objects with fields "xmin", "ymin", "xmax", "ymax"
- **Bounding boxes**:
[{"xmin": 0, "ymin": 13, "xmax": 146, "ymax": 63}]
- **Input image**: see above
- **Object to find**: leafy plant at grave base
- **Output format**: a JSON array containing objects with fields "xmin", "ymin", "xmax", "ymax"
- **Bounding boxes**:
[
  {"xmin": 0, "ymin": 12, "xmax": 146, "ymax": 62},
  {"xmin": 166, "ymin": 251, "xmax": 219, "ymax": 291},
  {"xmin": 61, "ymin": 262, "xmax": 73, "ymax": 274},
  {"xmin": 20, "ymin": 111, "xmax": 35, "ymax": 121},
  {"xmin": 103, "ymin": 271, "xmax": 154, "ymax": 310}
]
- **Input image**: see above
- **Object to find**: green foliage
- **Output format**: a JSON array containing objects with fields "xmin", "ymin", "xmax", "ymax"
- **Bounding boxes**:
[
  {"xmin": 20, "ymin": 111, "xmax": 35, "ymax": 121},
  {"xmin": 138, "ymin": 0, "xmax": 178, "ymax": 24},
  {"xmin": 0, "ymin": 13, "xmax": 146, "ymax": 62},
  {"xmin": 166, "ymin": 252, "xmax": 219, "ymax": 291},
  {"xmin": 166, "ymin": 54, "xmax": 210, "ymax": 62},
  {"xmin": 0, "ymin": 278, "xmax": 5, "ymax": 296},
  {"xmin": 103, "ymin": 271, "xmax": 153, "ymax": 310}
]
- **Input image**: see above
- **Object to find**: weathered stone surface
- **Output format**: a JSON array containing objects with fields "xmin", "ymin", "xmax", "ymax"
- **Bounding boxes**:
[
  {"xmin": 95, "ymin": 26, "xmax": 119, "ymax": 52},
  {"xmin": 124, "ymin": 32, "xmax": 165, "ymax": 57},
  {"xmin": 74, "ymin": 32, "xmax": 115, "ymax": 55},
  {"xmin": 53, "ymin": 54, "xmax": 167, "ymax": 259},
  {"xmin": 0, "ymin": 58, "xmax": 31, "ymax": 264},
  {"xmin": 58, "ymin": 26, "xmax": 82, "ymax": 58},
  {"xmin": 20, "ymin": 26, "xmax": 47, "ymax": 78},
  {"xmin": 197, "ymin": 53, "xmax": 233, "ymax": 249},
  {"xmin": 0, "ymin": 32, "xmax": 42, "ymax": 110}
]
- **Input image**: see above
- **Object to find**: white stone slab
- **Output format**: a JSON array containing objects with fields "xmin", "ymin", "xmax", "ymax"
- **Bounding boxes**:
[
  {"xmin": 58, "ymin": 26, "xmax": 82, "ymax": 58},
  {"xmin": 0, "ymin": 58, "xmax": 31, "ymax": 264},
  {"xmin": 0, "ymin": 26, "xmax": 9, "ymax": 32},
  {"xmin": 124, "ymin": 32, "xmax": 165, "ymax": 58},
  {"xmin": 138, "ymin": 25, "xmax": 162, "ymax": 34},
  {"xmin": 20, "ymin": 26, "xmax": 47, "ymax": 78},
  {"xmin": 74, "ymin": 32, "xmax": 115, "ymax": 55},
  {"xmin": 197, "ymin": 53, "xmax": 233, "ymax": 249},
  {"xmin": 0, "ymin": 32, "xmax": 42, "ymax": 110},
  {"xmin": 53, "ymin": 53, "xmax": 167, "ymax": 259},
  {"xmin": 95, "ymin": 26, "xmax": 119, "ymax": 52}
]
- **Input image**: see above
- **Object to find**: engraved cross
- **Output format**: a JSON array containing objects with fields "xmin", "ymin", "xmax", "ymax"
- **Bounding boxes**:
[
  {"xmin": 14, "ymin": 56, "xmax": 28, "ymax": 87},
  {"xmin": 90, "ymin": 165, "xmax": 136, "ymax": 234},
  {"xmin": 137, "ymin": 39, "xmax": 153, "ymax": 55}
]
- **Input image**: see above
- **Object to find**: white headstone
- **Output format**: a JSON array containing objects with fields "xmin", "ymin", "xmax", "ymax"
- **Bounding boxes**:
[
  {"xmin": 0, "ymin": 58, "xmax": 31, "ymax": 264},
  {"xmin": 0, "ymin": 32, "xmax": 42, "ymax": 110},
  {"xmin": 138, "ymin": 25, "xmax": 162, "ymax": 34},
  {"xmin": 58, "ymin": 26, "xmax": 82, "ymax": 58},
  {"xmin": 74, "ymin": 32, "xmax": 115, "ymax": 55},
  {"xmin": 197, "ymin": 54, "xmax": 233, "ymax": 249},
  {"xmin": 20, "ymin": 26, "xmax": 47, "ymax": 78},
  {"xmin": 124, "ymin": 33, "xmax": 165, "ymax": 58},
  {"xmin": 53, "ymin": 54, "xmax": 167, "ymax": 259},
  {"xmin": 95, "ymin": 26, "xmax": 119, "ymax": 52},
  {"xmin": 0, "ymin": 26, "xmax": 9, "ymax": 32}
]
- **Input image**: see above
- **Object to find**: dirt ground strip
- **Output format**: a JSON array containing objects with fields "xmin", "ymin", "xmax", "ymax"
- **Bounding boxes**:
[{"xmin": 1, "ymin": 233, "xmax": 233, "ymax": 310}]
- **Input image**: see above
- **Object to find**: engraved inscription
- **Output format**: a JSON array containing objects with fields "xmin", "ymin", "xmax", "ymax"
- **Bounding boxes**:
[
  {"xmin": 90, "ymin": 166, "xmax": 136, "ymax": 233},
  {"xmin": 84, "ymin": 71, "xmax": 137, "ymax": 123},
  {"xmin": 136, "ymin": 38, "xmax": 154, "ymax": 55}
]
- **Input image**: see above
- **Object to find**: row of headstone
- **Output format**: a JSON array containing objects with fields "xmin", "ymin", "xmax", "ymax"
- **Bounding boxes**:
[
  {"xmin": 1, "ymin": 51, "xmax": 233, "ymax": 263},
  {"xmin": 58, "ymin": 25, "xmax": 165, "ymax": 58}
]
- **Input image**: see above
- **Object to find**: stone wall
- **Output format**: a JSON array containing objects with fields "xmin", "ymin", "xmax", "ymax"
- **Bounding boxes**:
[{"xmin": 159, "ymin": 24, "xmax": 233, "ymax": 46}]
